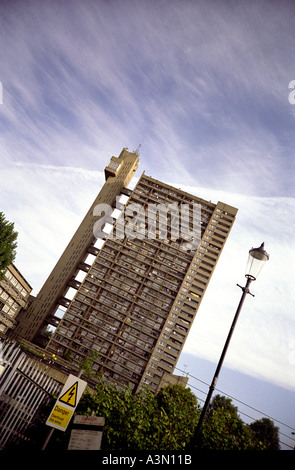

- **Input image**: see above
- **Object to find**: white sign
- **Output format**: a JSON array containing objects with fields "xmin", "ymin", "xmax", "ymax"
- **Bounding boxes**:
[
  {"xmin": 68, "ymin": 429, "xmax": 103, "ymax": 450},
  {"xmin": 46, "ymin": 374, "xmax": 87, "ymax": 431}
]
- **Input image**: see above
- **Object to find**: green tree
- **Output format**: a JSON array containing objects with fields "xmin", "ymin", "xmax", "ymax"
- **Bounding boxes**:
[
  {"xmin": 196, "ymin": 395, "xmax": 254, "ymax": 450},
  {"xmin": 76, "ymin": 379, "xmax": 156, "ymax": 450},
  {"xmin": 15, "ymin": 381, "xmax": 281, "ymax": 451},
  {"xmin": 190, "ymin": 394, "xmax": 280, "ymax": 450},
  {"xmin": 76, "ymin": 380, "xmax": 199, "ymax": 450},
  {"xmin": 155, "ymin": 384, "xmax": 200, "ymax": 449},
  {"xmin": 0, "ymin": 212, "xmax": 18, "ymax": 280},
  {"xmin": 249, "ymin": 417, "xmax": 280, "ymax": 450}
]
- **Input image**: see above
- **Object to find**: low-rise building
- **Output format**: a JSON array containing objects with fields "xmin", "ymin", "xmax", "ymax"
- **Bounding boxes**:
[{"xmin": 0, "ymin": 264, "xmax": 32, "ymax": 336}]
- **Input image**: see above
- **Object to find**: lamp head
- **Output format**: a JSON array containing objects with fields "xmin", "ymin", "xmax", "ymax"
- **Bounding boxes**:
[{"xmin": 245, "ymin": 242, "xmax": 269, "ymax": 280}]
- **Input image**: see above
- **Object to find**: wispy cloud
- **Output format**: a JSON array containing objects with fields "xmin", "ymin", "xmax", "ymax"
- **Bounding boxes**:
[
  {"xmin": 0, "ymin": 0, "xmax": 294, "ymax": 391},
  {"xmin": 0, "ymin": 0, "xmax": 294, "ymax": 195}
]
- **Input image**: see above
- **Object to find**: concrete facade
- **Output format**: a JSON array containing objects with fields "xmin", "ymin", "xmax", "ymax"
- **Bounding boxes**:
[
  {"xmin": 12, "ymin": 148, "xmax": 237, "ymax": 393},
  {"xmin": 45, "ymin": 158, "xmax": 237, "ymax": 392}
]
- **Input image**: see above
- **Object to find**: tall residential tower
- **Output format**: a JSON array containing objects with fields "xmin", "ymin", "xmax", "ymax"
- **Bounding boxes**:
[{"xmin": 14, "ymin": 149, "xmax": 237, "ymax": 392}]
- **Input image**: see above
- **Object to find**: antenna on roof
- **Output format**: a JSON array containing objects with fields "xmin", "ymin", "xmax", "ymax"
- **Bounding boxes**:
[{"xmin": 133, "ymin": 140, "xmax": 143, "ymax": 156}]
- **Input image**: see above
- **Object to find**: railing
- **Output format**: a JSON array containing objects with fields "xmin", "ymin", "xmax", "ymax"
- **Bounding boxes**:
[{"xmin": 0, "ymin": 340, "xmax": 63, "ymax": 449}]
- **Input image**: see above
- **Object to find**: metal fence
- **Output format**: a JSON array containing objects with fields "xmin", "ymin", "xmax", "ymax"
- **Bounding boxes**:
[{"xmin": 0, "ymin": 340, "xmax": 63, "ymax": 449}]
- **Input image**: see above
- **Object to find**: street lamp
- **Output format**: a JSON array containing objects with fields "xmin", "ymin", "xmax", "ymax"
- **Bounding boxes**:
[{"xmin": 188, "ymin": 242, "xmax": 269, "ymax": 448}]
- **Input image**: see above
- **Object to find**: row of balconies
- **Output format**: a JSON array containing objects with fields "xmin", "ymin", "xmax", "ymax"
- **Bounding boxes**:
[
  {"xmin": 111, "ymin": 352, "xmax": 145, "ymax": 375},
  {"xmin": 116, "ymin": 335, "xmax": 152, "ymax": 357},
  {"xmin": 92, "ymin": 246, "xmax": 185, "ymax": 294},
  {"xmin": 124, "ymin": 238, "xmax": 191, "ymax": 272},
  {"xmin": 107, "ymin": 275, "xmax": 139, "ymax": 294},
  {"xmin": 89, "ymin": 306, "xmax": 125, "ymax": 323},
  {"xmin": 53, "ymin": 219, "xmax": 228, "ymax": 376},
  {"xmin": 130, "ymin": 310, "xmax": 163, "ymax": 332},
  {"xmin": 88, "ymin": 314, "xmax": 121, "ymax": 333},
  {"xmin": 132, "ymin": 305, "xmax": 165, "ymax": 326},
  {"xmin": 74, "ymin": 284, "xmax": 168, "ymax": 337},
  {"xmin": 67, "ymin": 301, "xmax": 158, "ymax": 362},
  {"xmin": 55, "ymin": 320, "xmax": 178, "ymax": 390},
  {"xmin": 74, "ymin": 272, "xmax": 195, "ymax": 348},
  {"xmin": 111, "ymin": 345, "xmax": 147, "ymax": 367},
  {"xmin": 103, "ymin": 370, "xmax": 137, "ymax": 390},
  {"xmin": 104, "ymin": 359, "xmax": 141, "ymax": 382},
  {"xmin": 123, "ymin": 324, "xmax": 156, "ymax": 346},
  {"xmin": 135, "ymin": 180, "xmax": 215, "ymax": 219},
  {"xmin": 137, "ymin": 296, "xmax": 167, "ymax": 317},
  {"xmin": 127, "ymin": 195, "xmax": 204, "ymax": 235},
  {"xmin": 74, "ymin": 294, "xmax": 165, "ymax": 349}
]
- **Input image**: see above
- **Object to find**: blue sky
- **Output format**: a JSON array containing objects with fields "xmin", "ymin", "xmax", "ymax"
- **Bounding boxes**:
[{"xmin": 0, "ymin": 0, "xmax": 294, "ymax": 448}]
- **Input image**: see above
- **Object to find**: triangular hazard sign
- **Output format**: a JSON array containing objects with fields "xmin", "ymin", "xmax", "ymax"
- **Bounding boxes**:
[{"xmin": 59, "ymin": 381, "xmax": 78, "ymax": 408}]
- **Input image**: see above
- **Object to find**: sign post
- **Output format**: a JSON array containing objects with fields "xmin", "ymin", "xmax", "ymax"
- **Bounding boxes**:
[{"xmin": 41, "ymin": 373, "xmax": 87, "ymax": 449}]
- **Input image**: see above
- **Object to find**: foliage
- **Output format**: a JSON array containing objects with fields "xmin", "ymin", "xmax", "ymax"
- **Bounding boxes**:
[
  {"xmin": 0, "ymin": 212, "xmax": 18, "ymax": 280},
  {"xmin": 194, "ymin": 394, "xmax": 280, "ymax": 450},
  {"xmin": 16, "ymin": 379, "xmax": 280, "ymax": 450},
  {"xmin": 249, "ymin": 417, "xmax": 280, "ymax": 450},
  {"xmin": 195, "ymin": 395, "xmax": 254, "ymax": 450},
  {"xmin": 76, "ymin": 380, "xmax": 200, "ymax": 450},
  {"xmin": 45, "ymin": 386, "xmax": 279, "ymax": 451}
]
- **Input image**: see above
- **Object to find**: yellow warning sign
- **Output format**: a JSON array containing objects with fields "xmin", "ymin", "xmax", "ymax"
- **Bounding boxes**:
[
  {"xmin": 47, "ymin": 404, "xmax": 73, "ymax": 430},
  {"xmin": 59, "ymin": 381, "xmax": 78, "ymax": 407},
  {"xmin": 46, "ymin": 375, "xmax": 87, "ymax": 431}
]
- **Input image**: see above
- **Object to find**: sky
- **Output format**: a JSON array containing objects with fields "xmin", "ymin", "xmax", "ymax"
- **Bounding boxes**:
[{"xmin": 0, "ymin": 0, "xmax": 294, "ymax": 448}]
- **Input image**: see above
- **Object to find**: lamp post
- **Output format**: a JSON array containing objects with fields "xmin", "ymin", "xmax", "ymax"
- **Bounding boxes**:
[{"xmin": 189, "ymin": 242, "xmax": 269, "ymax": 448}]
